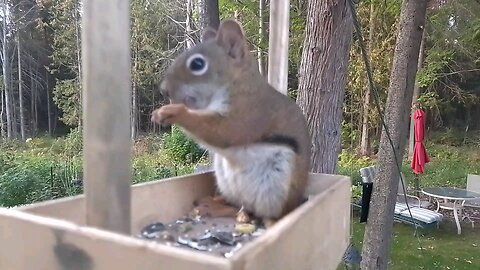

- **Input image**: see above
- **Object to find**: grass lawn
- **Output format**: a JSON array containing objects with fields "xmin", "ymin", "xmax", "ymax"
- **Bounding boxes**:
[
  {"xmin": 338, "ymin": 133, "xmax": 480, "ymax": 270},
  {"xmin": 345, "ymin": 213, "xmax": 480, "ymax": 269}
]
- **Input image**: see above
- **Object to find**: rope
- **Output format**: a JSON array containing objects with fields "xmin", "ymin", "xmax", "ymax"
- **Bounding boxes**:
[{"xmin": 346, "ymin": 0, "xmax": 425, "ymax": 257}]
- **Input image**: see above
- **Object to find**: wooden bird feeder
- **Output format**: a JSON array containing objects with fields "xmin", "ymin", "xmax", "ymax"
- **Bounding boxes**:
[{"xmin": 0, "ymin": 1, "xmax": 351, "ymax": 269}]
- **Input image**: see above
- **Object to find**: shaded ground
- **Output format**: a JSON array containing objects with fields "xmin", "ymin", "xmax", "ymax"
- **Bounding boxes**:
[
  {"xmin": 337, "ymin": 138, "xmax": 480, "ymax": 269},
  {"xmin": 341, "ymin": 210, "xmax": 480, "ymax": 270}
]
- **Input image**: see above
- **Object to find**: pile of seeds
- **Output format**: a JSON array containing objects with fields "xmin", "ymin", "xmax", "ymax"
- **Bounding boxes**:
[{"xmin": 137, "ymin": 197, "xmax": 267, "ymax": 258}]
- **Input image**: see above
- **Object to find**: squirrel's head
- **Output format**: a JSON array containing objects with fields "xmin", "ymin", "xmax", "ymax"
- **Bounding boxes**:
[{"xmin": 159, "ymin": 20, "xmax": 256, "ymax": 113}]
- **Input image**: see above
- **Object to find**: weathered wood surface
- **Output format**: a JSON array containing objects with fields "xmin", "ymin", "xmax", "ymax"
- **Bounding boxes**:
[
  {"xmin": 3, "ymin": 172, "xmax": 350, "ymax": 270},
  {"xmin": 19, "ymin": 173, "xmax": 216, "ymax": 232},
  {"xmin": 18, "ymin": 195, "xmax": 86, "ymax": 225},
  {"xmin": 267, "ymin": 0, "xmax": 290, "ymax": 94},
  {"xmin": 0, "ymin": 207, "xmax": 229, "ymax": 270},
  {"xmin": 81, "ymin": 0, "xmax": 132, "ymax": 234}
]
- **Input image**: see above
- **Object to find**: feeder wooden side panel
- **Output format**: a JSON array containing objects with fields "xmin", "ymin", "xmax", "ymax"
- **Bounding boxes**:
[
  {"xmin": 130, "ymin": 172, "xmax": 217, "ymax": 231},
  {"xmin": 231, "ymin": 174, "xmax": 351, "ymax": 270},
  {"xmin": 0, "ymin": 208, "xmax": 230, "ymax": 270},
  {"xmin": 16, "ymin": 172, "xmax": 217, "ymax": 232},
  {"xmin": 18, "ymin": 195, "xmax": 85, "ymax": 225}
]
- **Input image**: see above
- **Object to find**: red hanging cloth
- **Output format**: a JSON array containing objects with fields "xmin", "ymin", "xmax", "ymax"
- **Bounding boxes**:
[{"xmin": 411, "ymin": 109, "xmax": 430, "ymax": 174}]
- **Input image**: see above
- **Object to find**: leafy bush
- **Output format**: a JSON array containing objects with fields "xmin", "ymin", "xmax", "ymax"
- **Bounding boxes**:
[
  {"xmin": 0, "ymin": 166, "xmax": 45, "ymax": 207},
  {"xmin": 341, "ymin": 120, "xmax": 360, "ymax": 149},
  {"xmin": 429, "ymin": 128, "xmax": 466, "ymax": 147},
  {"xmin": 162, "ymin": 125, "xmax": 205, "ymax": 164},
  {"xmin": 0, "ymin": 154, "xmax": 82, "ymax": 207},
  {"xmin": 337, "ymin": 149, "xmax": 374, "ymax": 185},
  {"xmin": 63, "ymin": 127, "xmax": 83, "ymax": 156},
  {"xmin": 133, "ymin": 155, "xmax": 174, "ymax": 183},
  {"xmin": 52, "ymin": 79, "xmax": 81, "ymax": 126}
]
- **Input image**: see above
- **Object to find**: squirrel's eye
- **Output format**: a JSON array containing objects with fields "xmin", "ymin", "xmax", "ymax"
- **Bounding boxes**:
[{"xmin": 186, "ymin": 53, "xmax": 208, "ymax": 76}]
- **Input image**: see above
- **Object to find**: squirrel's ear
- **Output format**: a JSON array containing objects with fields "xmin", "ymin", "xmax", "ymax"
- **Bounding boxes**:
[
  {"xmin": 201, "ymin": 27, "xmax": 217, "ymax": 42},
  {"xmin": 215, "ymin": 20, "xmax": 246, "ymax": 61}
]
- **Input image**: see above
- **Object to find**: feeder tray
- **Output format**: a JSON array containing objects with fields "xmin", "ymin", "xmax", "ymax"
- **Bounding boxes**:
[{"xmin": 0, "ymin": 171, "xmax": 350, "ymax": 270}]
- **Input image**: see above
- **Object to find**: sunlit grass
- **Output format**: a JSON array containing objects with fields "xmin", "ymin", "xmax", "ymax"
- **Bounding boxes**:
[
  {"xmin": 338, "ymin": 136, "xmax": 480, "ymax": 269},
  {"xmin": 346, "ymin": 213, "xmax": 480, "ymax": 269}
]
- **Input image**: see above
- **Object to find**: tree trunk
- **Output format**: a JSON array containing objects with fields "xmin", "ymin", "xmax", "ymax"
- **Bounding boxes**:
[
  {"xmin": 17, "ymin": 36, "xmax": 25, "ymax": 141},
  {"xmin": 34, "ymin": 80, "xmax": 38, "ymax": 134},
  {"xmin": 359, "ymin": 0, "xmax": 375, "ymax": 156},
  {"xmin": 408, "ymin": 28, "xmax": 426, "ymax": 159},
  {"xmin": 10, "ymin": 70, "xmax": 17, "ymax": 138},
  {"xmin": 46, "ymin": 69, "xmax": 53, "ymax": 136},
  {"xmin": 296, "ymin": 0, "xmax": 353, "ymax": 174},
  {"xmin": 30, "ymin": 59, "xmax": 38, "ymax": 135},
  {"xmin": 30, "ymin": 59, "xmax": 35, "ymax": 134},
  {"xmin": 74, "ymin": 0, "xmax": 82, "ymax": 130},
  {"xmin": 2, "ymin": 0, "xmax": 12, "ymax": 139},
  {"xmin": 131, "ymin": 48, "xmax": 138, "ymax": 140},
  {"xmin": 360, "ymin": 1, "xmax": 428, "ymax": 269},
  {"xmin": 257, "ymin": 0, "xmax": 267, "ymax": 76},
  {"xmin": 197, "ymin": 0, "xmax": 220, "ymax": 30},
  {"xmin": 0, "ymin": 84, "xmax": 4, "ymax": 137},
  {"xmin": 186, "ymin": 0, "xmax": 195, "ymax": 49}
]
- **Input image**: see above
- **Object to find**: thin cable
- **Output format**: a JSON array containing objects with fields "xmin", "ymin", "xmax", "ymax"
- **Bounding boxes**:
[{"xmin": 346, "ymin": 0, "xmax": 425, "ymax": 255}]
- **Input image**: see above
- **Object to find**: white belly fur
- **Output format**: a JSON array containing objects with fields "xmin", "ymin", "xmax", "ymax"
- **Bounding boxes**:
[{"xmin": 212, "ymin": 144, "xmax": 295, "ymax": 218}]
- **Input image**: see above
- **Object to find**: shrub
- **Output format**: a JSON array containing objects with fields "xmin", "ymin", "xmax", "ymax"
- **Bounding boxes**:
[
  {"xmin": 133, "ymin": 154, "xmax": 175, "ymax": 183},
  {"xmin": 0, "ymin": 154, "xmax": 82, "ymax": 207},
  {"xmin": 337, "ymin": 149, "xmax": 375, "ymax": 185},
  {"xmin": 162, "ymin": 125, "xmax": 205, "ymax": 164},
  {"xmin": 63, "ymin": 127, "xmax": 83, "ymax": 157}
]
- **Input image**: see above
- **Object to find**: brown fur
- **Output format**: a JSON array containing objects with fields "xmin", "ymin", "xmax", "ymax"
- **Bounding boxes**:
[{"xmin": 151, "ymin": 20, "xmax": 311, "ymax": 220}]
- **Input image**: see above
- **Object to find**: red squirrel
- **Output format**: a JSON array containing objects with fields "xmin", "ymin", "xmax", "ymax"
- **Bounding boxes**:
[{"xmin": 151, "ymin": 20, "xmax": 311, "ymax": 223}]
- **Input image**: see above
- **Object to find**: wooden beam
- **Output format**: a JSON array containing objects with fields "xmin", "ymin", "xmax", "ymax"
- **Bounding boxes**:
[
  {"xmin": 82, "ymin": 0, "xmax": 132, "ymax": 234},
  {"xmin": 267, "ymin": 0, "xmax": 290, "ymax": 95}
]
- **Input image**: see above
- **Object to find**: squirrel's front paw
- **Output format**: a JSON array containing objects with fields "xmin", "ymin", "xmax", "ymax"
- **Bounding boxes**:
[{"xmin": 151, "ymin": 104, "xmax": 187, "ymax": 126}]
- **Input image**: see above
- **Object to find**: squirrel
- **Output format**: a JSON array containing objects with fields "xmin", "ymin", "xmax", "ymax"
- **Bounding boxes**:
[{"xmin": 151, "ymin": 20, "xmax": 311, "ymax": 224}]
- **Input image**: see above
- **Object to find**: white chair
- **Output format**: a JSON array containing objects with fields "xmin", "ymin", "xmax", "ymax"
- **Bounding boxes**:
[
  {"xmin": 359, "ymin": 166, "xmax": 443, "ymax": 234},
  {"xmin": 360, "ymin": 166, "xmax": 430, "ymax": 208},
  {"xmin": 462, "ymin": 174, "xmax": 480, "ymax": 226}
]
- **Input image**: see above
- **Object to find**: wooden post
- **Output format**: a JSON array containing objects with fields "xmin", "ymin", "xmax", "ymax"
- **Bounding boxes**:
[
  {"xmin": 82, "ymin": 0, "xmax": 132, "ymax": 234},
  {"xmin": 267, "ymin": 0, "xmax": 290, "ymax": 95}
]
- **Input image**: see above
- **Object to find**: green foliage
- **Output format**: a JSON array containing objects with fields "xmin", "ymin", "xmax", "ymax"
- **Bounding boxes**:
[
  {"xmin": 344, "ymin": 0, "xmax": 401, "ymax": 147},
  {"xmin": 0, "ymin": 154, "xmax": 82, "ymax": 207},
  {"xmin": 219, "ymin": 0, "xmax": 306, "ymax": 91},
  {"xmin": 42, "ymin": 0, "xmax": 83, "ymax": 126},
  {"xmin": 63, "ymin": 127, "xmax": 83, "ymax": 156},
  {"xmin": 132, "ymin": 155, "xmax": 175, "ymax": 184},
  {"xmin": 416, "ymin": 91, "xmax": 441, "ymax": 110},
  {"xmin": 42, "ymin": 0, "xmax": 184, "ymax": 128},
  {"xmin": 130, "ymin": 0, "xmax": 184, "ymax": 126},
  {"xmin": 431, "ymin": 129, "xmax": 465, "ymax": 147},
  {"xmin": 341, "ymin": 120, "xmax": 361, "ymax": 149},
  {"xmin": 337, "ymin": 131, "xmax": 480, "ymax": 193},
  {"xmin": 417, "ymin": 49, "xmax": 455, "ymax": 88},
  {"xmin": 162, "ymin": 125, "xmax": 205, "ymax": 164},
  {"xmin": 52, "ymin": 79, "xmax": 81, "ymax": 126},
  {"xmin": 0, "ymin": 132, "xmax": 202, "ymax": 207},
  {"xmin": 418, "ymin": 0, "xmax": 480, "ymax": 128},
  {"xmin": 338, "ymin": 149, "xmax": 374, "ymax": 185}
]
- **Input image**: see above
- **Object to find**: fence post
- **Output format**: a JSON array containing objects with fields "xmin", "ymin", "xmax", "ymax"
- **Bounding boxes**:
[
  {"xmin": 267, "ymin": 0, "xmax": 290, "ymax": 95},
  {"xmin": 82, "ymin": 0, "xmax": 132, "ymax": 234}
]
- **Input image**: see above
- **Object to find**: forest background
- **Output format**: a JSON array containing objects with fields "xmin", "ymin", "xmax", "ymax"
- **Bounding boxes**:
[{"xmin": 0, "ymin": 0, "xmax": 479, "ymax": 209}]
